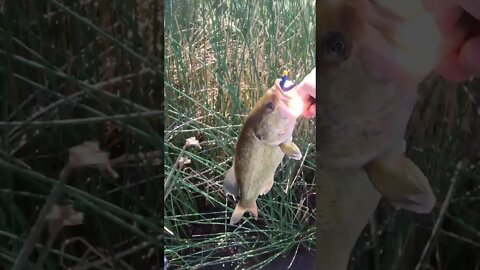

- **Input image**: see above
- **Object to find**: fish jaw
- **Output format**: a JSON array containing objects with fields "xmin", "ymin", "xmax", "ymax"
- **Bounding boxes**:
[{"xmin": 274, "ymin": 79, "xmax": 310, "ymax": 118}]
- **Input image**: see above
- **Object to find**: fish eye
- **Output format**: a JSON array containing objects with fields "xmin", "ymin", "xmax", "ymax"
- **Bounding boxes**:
[
  {"xmin": 265, "ymin": 101, "xmax": 275, "ymax": 112},
  {"xmin": 322, "ymin": 31, "xmax": 349, "ymax": 62}
]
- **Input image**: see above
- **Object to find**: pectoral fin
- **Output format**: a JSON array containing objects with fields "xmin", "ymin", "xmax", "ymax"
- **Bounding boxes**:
[
  {"xmin": 223, "ymin": 165, "xmax": 239, "ymax": 197},
  {"xmin": 279, "ymin": 141, "xmax": 302, "ymax": 160},
  {"xmin": 364, "ymin": 153, "xmax": 435, "ymax": 214}
]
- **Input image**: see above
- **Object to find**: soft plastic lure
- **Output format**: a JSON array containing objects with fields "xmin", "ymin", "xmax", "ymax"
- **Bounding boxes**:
[
  {"xmin": 280, "ymin": 70, "xmax": 288, "ymax": 90},
  {"xmin": 280, "ymin": 70, "xmax": 297, "ymax": 92}
]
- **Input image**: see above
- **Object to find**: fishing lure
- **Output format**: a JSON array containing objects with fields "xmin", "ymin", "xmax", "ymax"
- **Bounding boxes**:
[
  {"xmin": 280, "ymin": 70, "xmax": 288, "ymax": 90},
  {"xmin": 280, "ymin": 70, "xmax": 297, "ymax": 92}
]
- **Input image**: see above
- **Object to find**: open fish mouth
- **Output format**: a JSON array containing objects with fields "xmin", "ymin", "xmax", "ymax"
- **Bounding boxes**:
[
  {"xmin": 285, "ymin": 86, "xmax": 314, "ymax": 118},
  {"xmin": 274, "ymin": 78, "xmax": 316, "ymax": 118},
  {"xmin": 274, "ymin": 82, "xmax": 311, "ymax": 118}
]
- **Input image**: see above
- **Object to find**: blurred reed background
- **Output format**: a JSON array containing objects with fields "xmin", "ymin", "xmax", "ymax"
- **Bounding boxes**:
[{"xmin": 0, "ymin": 0, "xmax": 163, "ymax": 269}]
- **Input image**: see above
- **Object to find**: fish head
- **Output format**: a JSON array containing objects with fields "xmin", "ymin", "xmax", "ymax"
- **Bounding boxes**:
[
  {"xmin": 318, "ymin": 0, "xmax": 440, "ymax": 87},
  {"xmin": 248, "ymin": 79, "xmax": 310, "ymax": 145},
  {"xmin": 316, "ymin": 0, "xmax": 441, "ymax": 167}
]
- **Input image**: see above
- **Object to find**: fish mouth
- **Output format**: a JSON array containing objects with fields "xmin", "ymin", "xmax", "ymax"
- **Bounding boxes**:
[
  {"xmin": 273, "ymin": 80, "xmax": 308, "ymax": 118},
  {"xmin": 273, "ymin": 79, "xmax": 316, "ymax": 118}
]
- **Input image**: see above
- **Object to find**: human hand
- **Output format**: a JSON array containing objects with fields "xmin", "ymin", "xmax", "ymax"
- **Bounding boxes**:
[
  {"xmin": 296, "ymin": 68, "xmax": 316, "ymax": 118},
  {"xmin": 422, "ymin": 0, "xmax": 480, "ymax": 81}
]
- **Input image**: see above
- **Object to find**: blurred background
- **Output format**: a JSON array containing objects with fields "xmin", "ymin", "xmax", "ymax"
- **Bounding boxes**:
[
  {"xmin": 0, "ymin": 0, "xmax": 163, "ymax": 269},
  {"xmin": 164, "ymin": 0, "xmax": 316, "ymax": 269}
]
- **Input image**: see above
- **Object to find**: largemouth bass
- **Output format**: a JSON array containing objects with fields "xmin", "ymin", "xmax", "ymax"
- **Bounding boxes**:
[
  {"xmin": 317, "ymin": 0, "xmax": 439, "ymax": 216},
  {"xmin": 223, "ymin": 79, "xmax": 311, "ymax": 225},
  {"xmin": 316, "ymin": 0, "xmax": 442, "ymax": 268}
]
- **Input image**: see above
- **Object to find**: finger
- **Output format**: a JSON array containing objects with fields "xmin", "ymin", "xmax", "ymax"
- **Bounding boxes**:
[
  {"xmin": 296, "ymin": 82, "xmax": 316, "ymax": 100},
  {"xmin": 422, "ymin": 0, "xmax": 456, "ymax": 12},
  {"xmin": 459, "ymin": 35, "xmax": 480, "ymax": 76},
  {"xmin": 429, "ymin": 5, "xmax": 464, "ymax": 34},
  {"xmin": 298, "ymin": 68, "xmax": 316, "ymax": 98},
  {"xmin": 435, "ymin": 52, "xmax": 471, "ymax": 81},
  {"xmin": 459, "ymin": 0, "xmax": 480, "ymax": 19}
]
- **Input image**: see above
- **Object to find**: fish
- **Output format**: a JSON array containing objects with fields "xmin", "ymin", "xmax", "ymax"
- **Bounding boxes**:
[
  {"xmin": 223, "ymin": 79, "xmax": 311, "ymax": 225},
  {"xmin": 316, "ymin": 0, "xmax": 442, "ymax": 268},
  {"xmin": 317, "ymin": 0, "xmax": 439, "ymax": 215}
]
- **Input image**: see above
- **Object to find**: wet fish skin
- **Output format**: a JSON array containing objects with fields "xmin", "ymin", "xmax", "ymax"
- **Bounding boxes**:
[{"xmin": 223, "ymin": 79, "xmax": 306, "ymax": 225}]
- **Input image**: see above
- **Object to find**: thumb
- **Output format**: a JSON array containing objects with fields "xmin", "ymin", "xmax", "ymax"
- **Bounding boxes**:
[
  {"xmin": 459, "ymin": 35, "xmax": 480, "ymax": 76},
  {"xmin": 297, "ymin": 69, "xmax": 316, "ymax": 99}
]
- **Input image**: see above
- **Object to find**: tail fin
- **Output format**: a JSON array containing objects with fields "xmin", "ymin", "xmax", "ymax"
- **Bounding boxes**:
[{"xmin": 229, "ymin": 202, "xmax": 258, "ymax": 225}]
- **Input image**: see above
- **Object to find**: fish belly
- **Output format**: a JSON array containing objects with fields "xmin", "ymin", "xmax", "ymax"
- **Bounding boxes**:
[{"xmin": 236, "ymin": 138, "xmax": 284, "ymax": 206}]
